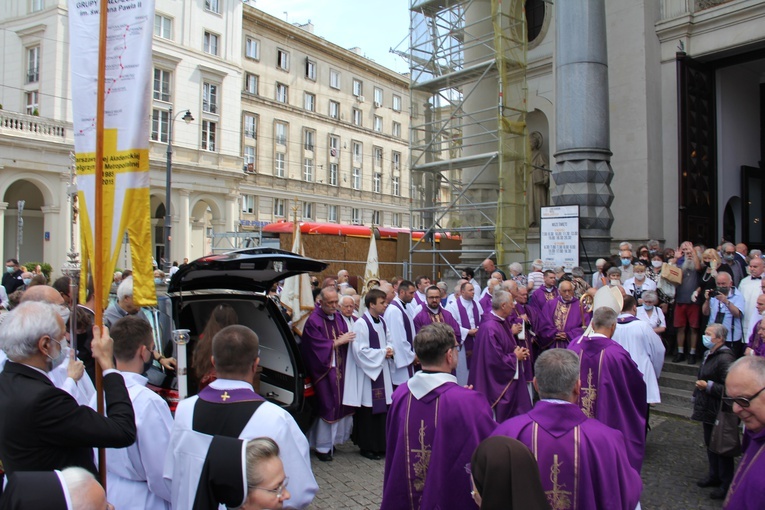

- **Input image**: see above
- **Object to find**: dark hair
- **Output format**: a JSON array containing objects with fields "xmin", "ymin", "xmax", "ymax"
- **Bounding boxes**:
[
  {"xmin": 413, "ymin": 323, "xmax": 455, "ymax": 365},
  {"xmin": 121, "ymin": 270, "xmax": 133, "ymax": 279},
  {"xmin": 5, "ymin": 258, "xmax": 18, "ymax": 266},
  {"xmin": 397, "ymin": 280, "xmax": 415, "ymax": 293},
  {"xmin": 364, "ymin": 288, "xmax": 386, "ymax": 308},
  {"xmin": 543, "ymin": 269, "xmax": 555, "ymax": 276},
  {"xmin": 212, "ymin": 325, "xmax": 259, "ymax": 375},
  {"xmin": 312, "ymin": 288, "xmax": 321, "ymax": 300},
  {"xmin": 194, "ymin": 304, "xmax": 239, "ymax": 379},
  {"xmin": 463, "ymin": 267, "xmax": 475, "ymax": 279},
  {"xmin": 415, "ymin": 275, "xmax": 430, "ymax": 286},
  {"xmin": 52, "ymin": 276, "xmax": 71, "ymax": 297},
  {"xmin": 622, "ymin": 295, "xmax": 637, "ymax": 312},
  {"xmin": 460, "ymin": 281, "xmax": 473, "ymax": 292},
  {"xmin": 27, "ymin": 275, "xmax": 47, "ymax": 287},
  {"xmin": 425, "ymin": 285, "xmax": 441, "ymax": 296},
  {"xmin": 111, "ymin": 315, "xmax": 153, "ymax": 362}
]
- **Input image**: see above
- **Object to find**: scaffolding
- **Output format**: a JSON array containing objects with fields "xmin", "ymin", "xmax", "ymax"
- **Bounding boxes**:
[{"xmin": 407, "ymin": 0, "xmax": 529, "ymax": 279}]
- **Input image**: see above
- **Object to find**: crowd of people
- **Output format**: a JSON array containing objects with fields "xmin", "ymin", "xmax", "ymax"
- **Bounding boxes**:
[{"xmin": 0, "ymin": 239, "xmax": 764, "ymax": 509}]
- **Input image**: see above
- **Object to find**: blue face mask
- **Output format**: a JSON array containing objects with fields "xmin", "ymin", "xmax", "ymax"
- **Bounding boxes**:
[
  {"xmin": 702, "ymin": 334, "xmax": 715, "ymax": 350},
  {"xmin": 154, "ymin": 278, "xmax": 163, "ymax": 285},
  {"xmin": 621, "ymin": 258, "xmax": 631, "ymax": 266},
  {"xmin": 643, "ymin": 304, "xmax": 654, "ymax": 311},
  {"xmin": 22, "ymin": 278, "xmax": 31, "ymax": 286},
  {"xmin": 5, "ymin": 266, "xmax": 14, "ymax": 274}
]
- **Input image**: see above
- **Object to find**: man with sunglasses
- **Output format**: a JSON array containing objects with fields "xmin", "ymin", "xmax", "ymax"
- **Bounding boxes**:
[{"xmin": 722, "ymin": 356, "xmax": 765, "ymax": 509}]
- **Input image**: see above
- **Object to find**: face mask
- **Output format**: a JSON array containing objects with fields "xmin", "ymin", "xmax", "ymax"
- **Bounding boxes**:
[
  {"xmin": 652, "ymin": 260, "xmax": 663, "ymax": 268},
  {"xmin": 635, "ymin": 273, "xmax": 645, "ymax": 281},
  {"xmin": 5, "ymin": 266, "xmax": 14, "ymax": 274},
  {"xmin": 703, "ymin": 261, "xmax": 711, "ymax": 268},
  {"xmin": 702, "ymin": 335, "xmax": 715, "ymax": 350},
  {"xmin": 47, "ymin": 338, "xmax": 68, "ymax": 371},
  {"xmin": 57, "ymin": 305, "xmax": 70, "ymax": 325},
  {"xmin": 154, "ymin": 278, "xmax": 163, "ymax": 285},
  {"xmin": 724, "ymin": 254, "xmax": 734, "ymax": 261},
  {"xmin": 22, "ymin": 278, "xmax": 31, "ymax": 286},
  {"xmin": 610, "ymin": 280, "xmax": 619, "ymax": 287},
  {"xmin": 621, "ymin": 258, "xmax": 631, "ymax": 267},
  {"xmin": 643, "ymin": 304, "xmax": 654, "ymax": 311}
]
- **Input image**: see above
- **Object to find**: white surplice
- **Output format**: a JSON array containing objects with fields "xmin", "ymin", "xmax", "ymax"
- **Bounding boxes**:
[
  {"xmin": 343, "ymin": 312, "xmax": 394, "ymax": 408},
  {"xmin": 613, "ymin": 314, "xmax": 666, "ymax": 404},
  {"xmin": 445, "ymin": 296, "xmax": 482, "ymax": 386},
  {"xmin": 90, "ymin": 371, "xmax": 172, "ymax": 510},
  {"xmin": 383, "ymin": 297, "xmax": 417, "ymax": 386},
  {"xmin": 739, "ymin": 275, "xmax": 763, "ymax": 339},
  {"xmin": 163, "ymin": 378, "xmax": 318, "ymax": 510}
]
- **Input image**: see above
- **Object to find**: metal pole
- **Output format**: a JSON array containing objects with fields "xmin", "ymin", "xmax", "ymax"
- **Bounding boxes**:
[
  {"xmin": 16, "ymin": 200, "xmax": 25, "ymax": 262},
  {"xmin": 164, "ymin": 106, "xmax": 173, "ymax": 274}
]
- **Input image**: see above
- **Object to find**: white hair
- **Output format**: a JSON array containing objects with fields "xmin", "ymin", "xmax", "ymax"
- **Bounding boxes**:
[
  {"xmin": 61, "ymin": 467, "xmax": 102, "ymax": 510},
  {"xmin": 117, "ymin": 276, "xmax": 134, "ymax": 301},
  {"xmin": 619, "ymin": 241, "xmax": 633, "ymax": 251},
  {"xmin": 0, "ymin": 301, "xmax": 62, "ymax": 361},
  {"xmin": 508, "ymin": 262, "xmax": 523, "ymax": 274},
  {"xmin": 339, "ymin": 294, "xmax": 355, "ymax": 306},
  {"xmin": 532, "ymin": 259, "xmax": 544, "ymax": 270}
]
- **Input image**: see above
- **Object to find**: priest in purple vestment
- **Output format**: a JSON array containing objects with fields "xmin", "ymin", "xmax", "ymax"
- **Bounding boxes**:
[
  {"xmin": 568, "ymin": 307, "xmax": 648, "ymax": 472},
  {"xmin": 412, "ymin": 275, "xmax": 431, "ymax": 308},
  {"xmin": 468, "ymin": 290, "xmax": 532, "ymax": 422},
  {"xmin": 445, "ymin": 281, "xmax": 481, "ymax": 384},
  {"xmin": 744, "ymin": 295, "xmax": 765, "ymax": 357},
  {"xmin": 300, "ymin": 288, "xmax": 355, "ymax": 461},
  {"xmin": 492, "ymin": 349, "xmax": 642, "ymax": 510},
  {"xmin": 381, "ymin": 323, "xmax": 496, "ymax": 510},
  {"xmin": 479, "ymin": 278, "xmax": 500, "ymax": 314},
  {"xmin": 413, "ymin": 286, "xmax": 462, "ymax": 342},
  {"xmin": 723, "ymin": 356, "xmax": 765, "ymax": 509},
  {"xmin": 527, "ymin": 270, "xmax": 559, "ymax": 317},
  {"xmin": 508, "ymin": 285, "xmax": 536, "ymax": 388},
  {"xmin": 536, "ymin": 281, "xmax": 591, "ymax": 351},
  {"xmin": 383, "ymin": 280, "xmax": 417, "ymax": 385}
]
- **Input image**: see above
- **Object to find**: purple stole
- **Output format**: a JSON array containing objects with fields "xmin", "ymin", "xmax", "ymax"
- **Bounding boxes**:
[
  {"xmin": 197, "ymin": 385, "xmax": 263, "ymax": 403},
  {"xmin": 361, "ymin": 314, "xmax": 389, "ymax": 414},
  {"xmin": 414, "ymin": 292, "xmax": 425, "ymax": 306},
  {"xmin": 617, "ymin": 315, "xmax": 641, "ymax": 325},
  {"xmin": 479, "ymin": 292, "xmax": 492, "ymax": 314},
  {"xmin": 456, "ymin": 298, "xmax": 480, "ymax": 360},
  {"xmin": 390, "ymin": 300, "xmax": 415, "ymax": 377}
]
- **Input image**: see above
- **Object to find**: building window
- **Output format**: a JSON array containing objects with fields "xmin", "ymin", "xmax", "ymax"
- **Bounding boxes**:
[
  {"xmin": 392, "ymin": 121, "xmax": 402, "ymax": 138},
  {"xmin": 373, "ymin": 172, "xmax": 381, "ymax": 193},
  {"xmin": 352, "ymin": 168, "xmax": 362, "ymax": 190},
  {"xmin": 276, "ymin": 83, "xmax": 288, "ymax": 103},
  {"xmin": 25, "ymin": 91, "xmax": 39, "ymax": 115},
  {"xmin": 274, "ymin": 198, "xmax": 285, "ymax": 217},
  {"xmin": 304, "ymin": 92, "xmax": 315, "ymax": 112},
  {"xmin": 202, "ymin": 82, "xmax": 218, "ymax": 113},
  {"xmin": 374, "ymin": 115, "xmax": 383, "ymax": 133},
  {"xmin": 154, "ymin": 14, "xmax": 172, "ymax": 39},
  {"xmin": 275, "ymin": 152, "xmax": 285, "ymax": 177},
  {"xmin": 153, "ymin": 68, "xmax": 171, "ymax": 102},
  {"xmin": 277, "ymin": 49, "xmax": 289, "ymax": 71},
  {"xmin": 305, "ymin": 59, "xmax": 316, "ymax": 81},
  {"xmin": 244, "ymin": 114, "xmax": 257, "ymax": 139},
  {"xmin": 352, "ymin": 108, "xmax": 362, "ymax": 127},
  {"xmin": 245, "ymin": 73, "xmax": 258, "ymax": 95},
  {"xmin": 29, "ymin": 0, "xmax": 44, "ymax": 12},
  {"xmin": 393, "ymin": 95, "xmax": 402, "ymax": 112},
  {"xmin": 392, "ymin": 176, "xmax": 400, "ymax": 196},
  {"xmin": 374, "ymin": 147, "xmax": 383, "ymax": 167},
  {"xmin": 205, "ymin": 0, "xmax": 220, "ymax": 14},
  {"xmin": 302, "ymin": 201, "xmax": 313, "ymax": 219},
  {"xmin": 275, "ymin": 122, "xmax": 287, "ymax": 146},
  {"xmin": 329, "ymin": 136, "xmax": 340, "ymax": 158},
  {"xmin": 374, "ymin": 87, "xmax": 383, "ymax": 107},
  {"xmin": 328, "ymin": 204, "xmax": 338, "ymax": 222},
  {"xmin": 352, "ymin": 79, "xmax": 363, "ymax": 97},
  {"xmin": 304, "ymin": 129, "xmax": 315, "ymax": 151},
  {"xmin": 351, "ymin": 208, "xmax": 361, "ymax": 225},
  {"xmin": 352, "ymin": 142, "xmax": 362, "ymax": 165},
  {"xmin": 330, "ymin": 69, "xmax": 340, "ymax": 89},
  {"xmin": 303, "ymin": 159, "xmax": 314, "ymax": 182},
  {"xmin": 392, "ymin": 212, "xmax": 401, "ymax": 227},
  {"xmin": 329, "ymin": 163, "xmax": 338, "ymax": 186},
  {"xmin": 329, "ymin": 100, "xmax": 340, "ymax": 120},
  {"xmin": 371, "ymin": 210, "xmax": 380, "ymax": 225},
  {"xmin": 27, "ymin": 46, "xmax": 40, "ymax": 84},
  {"xmin": 245, "ymin": 37, "xmax": 259, "ymax": 60},
  {"xmin": 242, "ymin": 195, "xmax": 255, "ymax": 213},
  {"xmin": 201, "ymin": 120, "xmax": 217, "ymax": 151},
  {"xmin": 203, "ymin": 32, "xmax": 219, "ymax": 55},
  {"xmin": 151, "ymin": 109, "xmax": 169, "ymax": 142},
  {"xmin": 393, "ymin": 151, "xmax": 401, "ymax": 170},
  {"xmin": 525, "ymin": 0, "xmax": 546, "ymax": 42},
  {"xmin": 244, "ymin": 146, "xmax": 256, "ymax": 167}
]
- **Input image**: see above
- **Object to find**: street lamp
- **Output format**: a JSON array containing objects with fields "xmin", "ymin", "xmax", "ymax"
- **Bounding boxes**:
[{"xmin": 164, "ymin": 106, "xmax": 194, "ymax": 273}]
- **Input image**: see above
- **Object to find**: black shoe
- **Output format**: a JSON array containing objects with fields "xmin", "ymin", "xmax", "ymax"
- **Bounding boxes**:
[
  {"xmin": 314, "ymin": 450, "xmax": 333, "ymax": 462},
  {"xmin": 688, "ymin": 354, "xmax": 697, "ymax": 365},
  {"xmin": 710, "ymin": 487, "xmax": 728, "ymax": 500},
  {"xmin": 697, "ymin": 477, "xmax": 721, "ymax": 488},
  {"xmin": 672, "ymin": 353, "xmax": 686, "ymax": 363},
  {"xmin": 360, "ymin": 450, "xmax": 381, "ymax": 460}
]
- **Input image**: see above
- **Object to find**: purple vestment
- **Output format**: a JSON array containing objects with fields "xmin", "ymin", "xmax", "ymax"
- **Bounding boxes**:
[
  {"xmin": 747, "ymin": 324, "xmax": 765, "ymax": 357},
  {"xmin": 528, "ymin": 286, "xmax": 558, "ymax": 317},
  {"xmin": 724, "ymin": 427, "xmax": 765, "ymax": 509},
  {"xmin": 413, "ymin": 306, "xmax": 461, "ymax": 341},
  {"xmin": 301, "ymin": 304, "xmax": 354, "ymax": 422},
  {"xmin": 381, "ymin": 377, "xmax": 496, "ymax": 510},
  {"xmin": 508, "ymin": 303, "xmax": 535, "ymax": 377},
  {"xmin": 568, "ymin": 334, "xmax": 648, "ymax": 472},
  {"xmin": 536, "ymin": 297, "xmax": 590, "ymax": 350},
  {"xmin": 468, "ymin": 313, "xmax": 532, "ymax": 422},
  {"xmin": 479, "ymin": 292, "xmax": 493, "ymax": 314},
  {"xmin": 492, "ymin": 401, "xmax": 643, "ymax": 510}
]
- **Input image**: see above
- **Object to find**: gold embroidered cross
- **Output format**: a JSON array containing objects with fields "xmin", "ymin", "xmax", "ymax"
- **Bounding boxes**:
[{"xmin": 221, "ymin": 391, "xmax": 231, "ymax": 401}]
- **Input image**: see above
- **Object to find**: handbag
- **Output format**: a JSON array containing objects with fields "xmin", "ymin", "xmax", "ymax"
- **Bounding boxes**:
[
  {"xmin": 660, "ymin": 263, "xmax": 683, "ymax": 285},
  {"xmin": 709, "ymin": 396, "xmax": 742, "ymax": 457}
]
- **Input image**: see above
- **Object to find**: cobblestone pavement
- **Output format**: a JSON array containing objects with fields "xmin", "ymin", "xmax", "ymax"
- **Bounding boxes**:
[{"xmin": 307, "ymin": 414, "xmax": 738, "ymax": 509}]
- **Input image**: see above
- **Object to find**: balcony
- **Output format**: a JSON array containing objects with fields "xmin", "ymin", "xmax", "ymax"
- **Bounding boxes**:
[{"xmin": 0, "ymin": 110, "xmax": 72, "ymax": 145}]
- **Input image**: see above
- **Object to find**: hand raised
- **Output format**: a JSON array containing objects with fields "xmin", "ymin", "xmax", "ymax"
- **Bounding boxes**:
[{"xmin": 91, "ymin": 325, "xmax": 115, "ymax": 371}]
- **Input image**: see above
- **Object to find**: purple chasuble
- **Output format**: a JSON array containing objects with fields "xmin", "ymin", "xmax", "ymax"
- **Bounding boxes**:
[
  {"xmin": 413, "ymin": 306, "xmax": 462, "ymax": 342},
  {"xmin": 536, "ymin": 297, "xmax": 590, "ymax": 350},
  {"xmin": 479, "ymin": 292, "xmax": 493, "ymax": 314},
  {"xmin": 528, "ymin": 286, "xmax": 558, "ymax": 315},
  {"xmin": 361, "ymin": 314, "xmax": 389, "ymax": 414},
  {"xmin": 381, "ymin": 379, "xmax": 496, "ymax": 510},
  {"xmin": 197, "ymin": 385, "xmax": 263, "ymax": 403},
  {"xmin": 724, "ymin": 428, "xmax": 765, "ymax": 509},
  {"xmin": 617, "ymin": 315, "xmax": 641, "ymax": 325},
  {"xmin": 509, "ymin": 303, "xmax": 534, "ymax": 377},
  {"xmin": 456, "ymin": 298, "xmax": 480, "ymax": 365},
  {"xmin": 568, "ymin": 335, "xmax": 647, "ymax": 472},
  {"xmin": 413, "ymin": 292, "xmax": 425, "ymax": 306},
  {"xmin": 301, "ymin": 305, "xmax": 354, "ymax": 422},
  {"xmin": 492, "ymin": 401, "xmax": 643, "ymax": 510},
  {"xmin": 468, "ymin": 313, "xmax": 532, "ymax": 422},
  {"xmin": 747, "ymin": 325, "xmax": 765, "ymax": 357}
]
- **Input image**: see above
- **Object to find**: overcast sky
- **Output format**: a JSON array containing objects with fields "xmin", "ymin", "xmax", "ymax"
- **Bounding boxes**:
[{"xmin": 254, "ymin": 0, "xmax": 411, "ymax": 74}]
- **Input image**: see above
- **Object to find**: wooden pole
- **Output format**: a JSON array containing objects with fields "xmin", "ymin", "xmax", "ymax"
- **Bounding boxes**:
[{"xmin": 94, "ymin": 0, "xmax": 108, "ymax": 488}]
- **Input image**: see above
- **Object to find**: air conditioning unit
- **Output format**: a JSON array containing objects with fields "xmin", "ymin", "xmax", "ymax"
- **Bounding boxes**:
[
  {"xmin": 357, "ymin": 95, "xmax": 365, "ymax": 103},
  {"xmin": 374, "ymin": 101, "xmax": 381, "ymax": 108}
]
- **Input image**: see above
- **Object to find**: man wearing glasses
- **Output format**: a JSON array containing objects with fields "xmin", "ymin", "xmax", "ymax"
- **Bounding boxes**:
[{"xmin": 722, "ymin": 356, "xmax": 765, "ymax": 509}]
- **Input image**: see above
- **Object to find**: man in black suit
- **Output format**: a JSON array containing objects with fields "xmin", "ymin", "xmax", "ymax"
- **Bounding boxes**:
[
  {"xmin": 0, "ymin": 301, "xmax": 136, "ymax": 477},
  {"xmin": 1, "ymin": 259, "xmax": 23, "ymax": 296}
]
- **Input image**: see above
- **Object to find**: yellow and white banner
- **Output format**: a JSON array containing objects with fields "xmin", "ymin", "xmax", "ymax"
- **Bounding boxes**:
[{"xmin": 69, "ymin": 0, "xmax": 157, "ymax": 307}]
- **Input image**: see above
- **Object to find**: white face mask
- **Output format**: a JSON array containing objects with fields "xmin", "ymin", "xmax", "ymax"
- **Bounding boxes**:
[
  {"xmin": 635, "ymin": 273, "xmax": 646, "ymax": 280},
  {"xmin": 47, "ymin": 338, "xmax": 69, "ymax": 371},
  {"xmin": 651, "ymin": 260, "xmax": 663, "ymax": 268}
]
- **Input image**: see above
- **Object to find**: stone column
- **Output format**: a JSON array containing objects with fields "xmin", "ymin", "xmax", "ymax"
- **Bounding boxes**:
[
  {"xmin": 179, "ymin": 190, "xmax": 191, "ymax": 263},
  {"xmin": 552, "ymin": 0, "xmax": 614, "ymax": 264},
  {"xmin": 225, "ymin": 193, "xmax": 238, "ymax": 232},
  {"xmin": 0, "ymin": 202, "xmax": 7, "ymax": 261},
  {"xmin": 41, "ymin": 205, "xmax": 61, "ymax": 272}
]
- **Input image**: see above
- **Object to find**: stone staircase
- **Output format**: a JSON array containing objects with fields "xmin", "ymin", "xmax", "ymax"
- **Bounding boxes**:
[{"xmin": 654, "ymin": 354, "xmax": 697, "ymax": 420}]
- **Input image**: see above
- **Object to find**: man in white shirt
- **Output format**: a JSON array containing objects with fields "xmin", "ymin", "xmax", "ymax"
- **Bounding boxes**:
[
  {"xmin": 446, "ymin": 281, "xmax": 482, "ymax": 385},
  {"xmin": 739, "ymin": 256, "xmax": 764, "ymax": 338},
  {"xmin": 383, "ymin": 280, "xmax": 417, "ymax": 386},
  {"xmin": 92, "ymin": 315, "xmax": 173, "ymax": 510},
  {"xmin": 344, "ymin": 288, "xmax": 394, "ymax": 460},
  {"xmin": 164, "ymin": 325, "xmax": 317, "ymax": 509}
]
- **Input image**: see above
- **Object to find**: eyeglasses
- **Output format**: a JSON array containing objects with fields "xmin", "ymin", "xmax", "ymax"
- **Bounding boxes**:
[
  {"xmin": 722, "ymin": 386, "xmax": 765, "ymax": 408},
  {"xmin": 448, "ymin": 343, "xmax": 463, "ymax": 354},
  {"xmin": 251, "ymin": 476, "xmax": 289, "ymax": 499}
]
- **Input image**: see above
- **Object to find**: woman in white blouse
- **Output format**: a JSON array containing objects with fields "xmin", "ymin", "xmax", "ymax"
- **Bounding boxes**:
[
  {"xmin": 636, "ymin": 290, "xmax": 666, "ymax": 335},
  {"xmin": 622, "ymin": 262, "xmax": 657, "ymax": 305}
]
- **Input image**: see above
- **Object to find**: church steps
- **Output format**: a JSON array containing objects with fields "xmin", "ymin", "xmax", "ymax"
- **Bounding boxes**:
[
  {"xmin": 654, "ymin": 356, "xmax": 698, "ymax": 420},
  {"xmin": 658, "ymin": 371, "xmax": 697, "ymax": 391}
]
